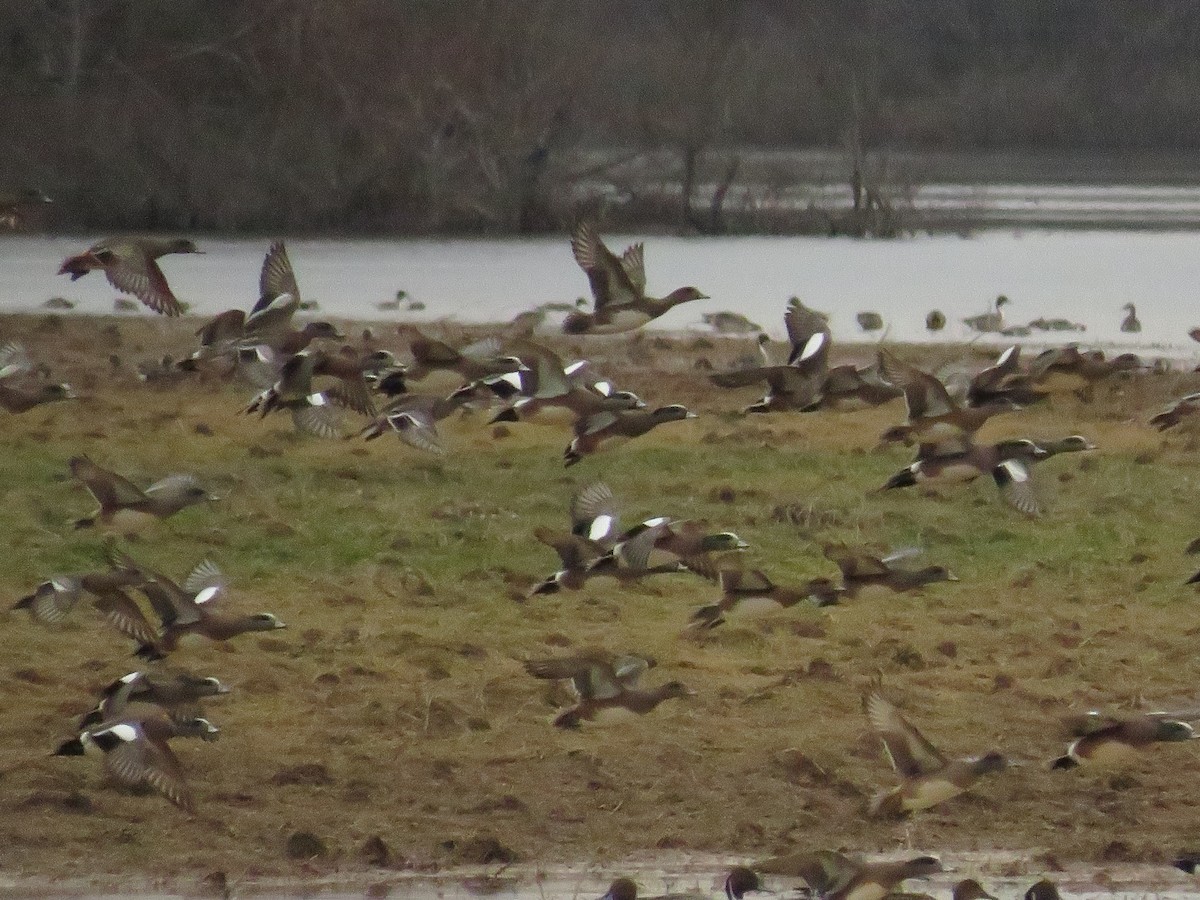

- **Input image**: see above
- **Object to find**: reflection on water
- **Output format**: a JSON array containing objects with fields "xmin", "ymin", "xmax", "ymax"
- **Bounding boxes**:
[
  {"xmin": 5, "ymin": 853, "xmax": 1200, "ymax": 900},
  {"xmin": 1, "ymin": 231, "xmax": 1199, "ymax": 352}
]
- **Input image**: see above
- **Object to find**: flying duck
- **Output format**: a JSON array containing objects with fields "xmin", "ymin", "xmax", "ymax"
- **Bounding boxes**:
[
  {"xmin": 58, "ymin": 237, "xmax": 201, "ymax": 316},
  {"xmin": 524, "ymin": 650, "xmax": 691, "ymax": 728},
  {"xmin": 68, "ymin": 455, "xmax": 216, "ymax": 532},
  {"xmin": 563, "ymin": 222, "xmax": 708, "ymax": 334},
  {"xmin": 865, "ymin": 688, "xmax": 1007, "ymax": 817}
]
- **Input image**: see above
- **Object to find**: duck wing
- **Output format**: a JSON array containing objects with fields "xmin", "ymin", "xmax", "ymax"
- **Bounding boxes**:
[
  {"xmin": 879, "ymin": 350, "xmax": 957, "ymax": 418},
  {"xmin": 784, "ymin": 298, "xmax": 831, "ymax": 372},
  {"xmin": 865, "ymin": 690, "xmax": 949, "ymax": 777},
  {"xmin": 571, "ymin": 222, "xmax": 641, "ymax": 311},
  {"xmin": 69, "ymin": 455, "xmax": 147, "ymax": 508},
  {"xmin": 992, "ymin": 459, "xmax": 1040, "ymax": 517},
  {"xmin": 570, "ymin": 482, "xmax": 619, "ymax": 542}
]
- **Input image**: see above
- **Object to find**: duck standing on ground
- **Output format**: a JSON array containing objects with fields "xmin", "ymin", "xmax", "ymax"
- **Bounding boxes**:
[
  {"xmin": 58, "ymin": 237, "xmax": 201, "ymax": 316},
  {"xmin": 564, "ymin": 222, "xmax": 708, "ymax": 334}
]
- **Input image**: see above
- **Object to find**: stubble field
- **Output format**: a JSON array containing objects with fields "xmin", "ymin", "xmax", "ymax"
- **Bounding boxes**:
[{"xmin": 2, "ymin": 313, "xmax": 1200, "ymax": 896}]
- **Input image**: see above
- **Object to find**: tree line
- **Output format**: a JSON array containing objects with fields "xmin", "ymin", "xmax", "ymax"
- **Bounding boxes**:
[{"xmin": 3, "ymin": 0, "xmax": 1200, "ymax": 234}]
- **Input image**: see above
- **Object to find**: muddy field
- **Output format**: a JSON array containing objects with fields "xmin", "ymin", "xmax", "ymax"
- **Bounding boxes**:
[{"xmin": 3, "ymin": 313, "xmax": 1200, "ymax": 896}]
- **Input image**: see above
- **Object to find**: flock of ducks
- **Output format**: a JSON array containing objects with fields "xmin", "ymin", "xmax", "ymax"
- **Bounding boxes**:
[{"xmin": 5, "ymin": 222, "xmax": 1200, "ymax": 896}]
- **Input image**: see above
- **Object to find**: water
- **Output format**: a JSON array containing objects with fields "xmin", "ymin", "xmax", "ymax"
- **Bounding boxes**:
[
  {"xmin": 4, "ymin": 853, "xmax": 1200, "ymax": 899},
  {"xmin": 1, "ymin": 231, "xmax": 1198, "ymax": 350}
]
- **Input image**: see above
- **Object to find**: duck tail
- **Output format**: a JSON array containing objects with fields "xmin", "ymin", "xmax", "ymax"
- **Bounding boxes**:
[
  {"xmin": 489, "ymin": 408, "xmax": 519, "ymax": 424},
  {"xmin": 877, "ymin": 469, "xmax": 917, "ymax": 492},
  {"xmin": 527, "ymin": 576, "xmax": 561, "ymax": 597},
  {"xmin": 135, "ymin": 643, "xmax": 166, "ymax": 662},
  {"xmin": 563, "ymin": 445, "xmax": 582, "ymax": 468},
  {"xmin": 72, "ymin": 516, "xmax": 95, "ymax": 530},
  {"xmin": 552, "ymin": 709, "xmax": 583, "ymax": 729},
  {"xmin": 54, "ymin": 737, "xmax": 85, "ymax": 757},
  {"xmin": 1049, "ymin": 755, "xmax": 1079, "ymax": 771},
  {"xmin": 867, "ymin": 788, "xmax": 905, "ymax": 819}
]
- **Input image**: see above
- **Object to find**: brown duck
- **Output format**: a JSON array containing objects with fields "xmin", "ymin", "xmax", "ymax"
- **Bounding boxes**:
[
  {"xmin": 864, "ymin": 688, "xmax": 1006, "ymax": 817},
  {"xmin": 55, "ymin": 710, "xmax": 218, "ymax": 813},
  {"xmin": 69, "ymin": 455, "xmax": 216, "ymax": 532},
  {"xmin": 564, "ymin": 222, "xmax": 707, "ymax": 334},
  {"xmin": 565, "ymin": 404, "xmax": 696, "ymax": 466},
  {"xmin": 689, "ymin": 563, "xmax": 843, "ymax": 628},
  {"xmin": 1051, "ymin": 708, "xmax": 1200, "ymax": 769},
  {"xmin": 525, "ymin": 650, "xmax": 691, "ymax": 728},
  {"xmin": 59, "ymin": 237, "xmax": 201, "ymax": 316},
  {"xmin": 822, "ymin": 543, "xmax": 957, "ymax": 599}
]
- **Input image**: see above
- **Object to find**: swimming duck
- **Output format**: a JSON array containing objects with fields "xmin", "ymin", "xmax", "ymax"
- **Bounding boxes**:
[
  {"xmin": 564, "ymin": 222, "xmax": 708, "ymax": 334},
  {"xmin": 58, "ymin": 237, "xmax": 201, "ymax": 316},
  {"xmin": 703, "ymin": 311, "xmax": 763, "ymax": 334},
  {"xmin": 963, "ymin": 294, "xmax": 1009, "ymax": 333},
  {"xmin": 55, "ymin": 710, "xmax": 218, "ymax": 812},
  {"xmin": 565, "ymin": 404, "xmax": 696, "ymax": 466},
  {"xmin": 524, "ymin": 650, "xmax": 691, "ymax": 728},
  {"xmin": 1120, "ymin": 302, "xmax": 1141, "ymax": 334},
  {"xmin": 68, "ymin": 455, "xmax": 216, "ymax": 532},
  {"xmin": 1051, "ymin": 709, "xmax": 1200, "ymax": 769},
  {"xmin": 710, "ymin": 297, "xmax": 830, "ymax": 412},
  {"xmin": 822, "ymin": 544, "xmax": 957, "ymax": 599},
  {"xmin": 756, "ymin": 850, "xmax": 943, "ymax": 900},
  {"xmin": 865, "ymin": 688, "xmax": 1006, "ymax": 817},
  {"xmin": 856, "ymin": 311, "xmax": 884, "ymax": 333}
]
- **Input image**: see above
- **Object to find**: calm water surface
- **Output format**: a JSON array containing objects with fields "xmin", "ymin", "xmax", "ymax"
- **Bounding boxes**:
[
  {"xmin": 5, "ymin": 853, "xmax": 1200, "ymax": 899},
  {"xmin": 1, "ymin": 231, "xmax": 1198, "ymax": 350}
]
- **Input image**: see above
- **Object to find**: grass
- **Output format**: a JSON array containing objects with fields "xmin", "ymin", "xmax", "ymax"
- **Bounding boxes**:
[{"xmin": 1, "ymin": 313, "xmax": 1200, "ymax": 892}]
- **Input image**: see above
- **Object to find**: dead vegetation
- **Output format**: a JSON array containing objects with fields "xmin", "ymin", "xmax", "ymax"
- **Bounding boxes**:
[{"xmin": 1, "ymin": 314, "xmax": 1200, "ymax": 890}]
